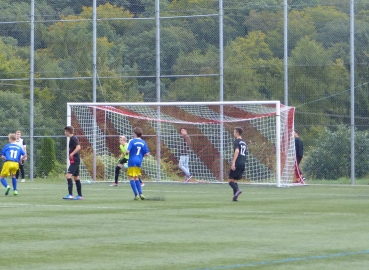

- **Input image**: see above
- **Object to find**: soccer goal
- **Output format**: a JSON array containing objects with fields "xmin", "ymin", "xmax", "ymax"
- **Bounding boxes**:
[{"xmin": 67, "ymin": 101, "xmax": 295, "ymax": 187}]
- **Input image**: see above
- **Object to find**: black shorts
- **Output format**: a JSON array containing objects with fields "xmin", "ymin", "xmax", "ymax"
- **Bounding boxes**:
[
  {"xmin": 119, "ymin": 158, "xmax": 128, "ymax": 165},
  {"xmin": 229, "ymin": 167, "xmax": 245, "ymax": 180},
  {"xmin": 67, "ymin": 160, "xmax": 80, "ymax": 176}
]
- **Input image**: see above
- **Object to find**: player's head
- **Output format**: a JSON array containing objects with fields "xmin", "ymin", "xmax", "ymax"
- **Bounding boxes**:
[
  {"xmin": 64, "ymin": 126, "xmax": 74, "ymax": 136},
  {"xmin": 233, "ymin": 127, "xmax": 243, "ymax": 138},
  {"xmin": 133, "ymin": 127, "xmax": 143, "ymax": 138},
  {"xmin": 8, "ymin": 133, "xmax": 16, "ymax": 143},
  {"xmin": 180, "ymin": 128, "xmax": 188, "ymax": 135},
  {"xmin": 15, "ymin": 130, "xmax": 21, "ymax": 139},
  {"xmin": 294, "ymin": 130, "xmax": 299, "ymax": 137},
  {"xmin": 119, "ymin": 135, "xmax": 127, "ymax": 144}
]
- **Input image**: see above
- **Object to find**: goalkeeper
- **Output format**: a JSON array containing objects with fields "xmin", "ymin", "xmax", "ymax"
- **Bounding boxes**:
[
  {"xmin": 111, "ymin": 136, "xmax": 144, "ymax": 187},
  {"xmin": 111, "ymin": 136, "xmax": 129, "ymax": 186}
]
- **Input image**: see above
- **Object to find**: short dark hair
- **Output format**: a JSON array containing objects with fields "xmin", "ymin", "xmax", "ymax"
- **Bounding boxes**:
[
  {"xmin": 64, "ymin": 126, "xmax": 74, "ymax": 134},
  {"xmin": 234, "ymin": 127, "xmax": 243, "ymax": 135},
  {"xmin": 294, "ymin": 130, "xmax": 299, "ymax": 135},
  {"xmin": 134, "ymin": 127, "xmax": 143, "ymax": 137},
  {"xmin": 180, "ymin": 127, "xmax": 187, "ymax": 132}
]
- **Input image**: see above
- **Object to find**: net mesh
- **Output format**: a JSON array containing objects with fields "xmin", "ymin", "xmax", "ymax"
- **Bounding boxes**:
[{"xmin": 69, "ymin": 102, "xmax": 295, "ymax": 185}]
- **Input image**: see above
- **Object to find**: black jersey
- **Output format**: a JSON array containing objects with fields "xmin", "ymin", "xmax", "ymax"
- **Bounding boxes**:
[
  {"xmin": 234, "ymin": 138, "xmax": 247, "ymax": 168},
  {"xmin": 295, "ymin": 137, "xmax": 303, "ymax": 158},
  {"xmin": 69, "ymin": 136, "xmax": 80, "ymax": 159}
]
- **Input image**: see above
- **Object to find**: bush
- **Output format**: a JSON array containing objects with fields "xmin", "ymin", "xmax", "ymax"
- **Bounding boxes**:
[
  {"xmin": 303, "ymin": 125, "xmax": 369, "ymax": 179},
  {"xmin": 38, "ymin": 137, "xmax": 56, "ymax": 177}
]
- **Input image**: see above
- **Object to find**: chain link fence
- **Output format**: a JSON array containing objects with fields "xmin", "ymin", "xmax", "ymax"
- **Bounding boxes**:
[{"xmin": 1, "ymin": 0, "xmax": 369, "ymax": 182}]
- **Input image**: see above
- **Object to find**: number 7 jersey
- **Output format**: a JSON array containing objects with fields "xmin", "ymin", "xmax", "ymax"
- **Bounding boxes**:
[{"xmin": 127, "ymin": 138, "xmax": 149, "ymax": 167}]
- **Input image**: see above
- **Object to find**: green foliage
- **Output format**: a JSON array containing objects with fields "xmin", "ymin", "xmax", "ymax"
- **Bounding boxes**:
[
  {"xmin": 37, "ymin": 138, "xmax": 56, "ymax": 177},
  {"xmin": 303, "ymin": 125, "xmax": 369, "ymax": 179}
]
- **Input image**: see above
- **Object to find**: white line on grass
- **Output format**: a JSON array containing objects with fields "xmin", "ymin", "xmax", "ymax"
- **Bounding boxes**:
[
  {"xmin": 1, "ymin": 203, "xmax": 359, "ymax": 217},
  {"xmin": 193, "ymin": 249, "xmax": 369, "ymax": 269},
  {"xmin": 17, "ymin": 187, "xmax": 369, "ymax": 198},
  {"xmin": 2, "ymin": 203, "xmax": 159, "ymax": 210}
]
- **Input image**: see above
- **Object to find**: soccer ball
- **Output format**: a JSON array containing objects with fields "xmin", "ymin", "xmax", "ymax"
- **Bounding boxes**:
[{"xmin": 123, "ymin": 163, "xmax": 128, "ymax": 169}]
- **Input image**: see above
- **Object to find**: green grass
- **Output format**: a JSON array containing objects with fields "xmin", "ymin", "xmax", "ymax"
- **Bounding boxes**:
[{"xmin": 1, "ymin": 181, "xmax": 369, "ymax": 270}]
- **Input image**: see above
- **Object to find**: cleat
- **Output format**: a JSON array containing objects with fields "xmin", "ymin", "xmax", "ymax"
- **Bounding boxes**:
[
  {"xmin": 73, "ymin": 195, "xmax": 83, "ymax": 200},
  {"xmin": 110, "ymin": 183, "xmax": 118, "ymax": 186},
  {"xmin": 134, "ymin": 195, "xmax": 141, "ymax": 201},
  {"xmin": 139, "ymin": 194, "xmax": 145, "ymax": 200},
  {"xmin": 232, "ymin": 198, "xmax": 238, "ymax": 202},
  {"xmin": 63, "ymin": 194, "xmax": 74, "ymax": 200},
  {"xmin": 140, "ymin": 182, "xmax": 145, "ymax": 187},
  {"xmin": 184, "ymin": 175, "xmax": 192, "ymax": 182},
  {"xmin": 21, "ymin": 179, "xmax": 25, "ymax": 183},
  {"xmin": 14, "ymin": 190, "xmax": 18, "ymax": 196},
  {"xmin": 5, "ymin": 186, "xmax": 10, "ymax": 196},
  {"xmin": 233, "ymin": 190, "xmax": 242, "ymax": 201}
]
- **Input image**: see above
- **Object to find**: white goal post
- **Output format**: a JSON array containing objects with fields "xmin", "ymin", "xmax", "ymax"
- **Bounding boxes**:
[{"xmin": 67, "ymin": 101, "xmax": 296, "ymax": 187}]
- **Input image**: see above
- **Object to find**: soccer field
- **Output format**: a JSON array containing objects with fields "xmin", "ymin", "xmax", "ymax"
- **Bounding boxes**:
[{"xmin": 1, "ymin": 182, "xmax": 369, "ymax": 270}]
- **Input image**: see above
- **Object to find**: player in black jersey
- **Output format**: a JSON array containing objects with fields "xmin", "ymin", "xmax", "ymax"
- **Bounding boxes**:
[
  {"xmin": 63, "ymin": 126, "xmax": 83, "ymax": 200},
  {"xmin": 229, "ymin": 127, "xmax": 247, "ymax": 202}
]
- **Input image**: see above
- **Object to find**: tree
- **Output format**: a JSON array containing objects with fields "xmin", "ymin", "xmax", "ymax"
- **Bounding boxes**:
[
  {"xmin": 38, "ymin": 138, "xmax": 56, "ymax": 177},
  {"xmin": 289, "ymin": 37, "xmax": 350, "ymax": 127},
  {"xmin": 0, "ymin": 91, "xmax": 58, "ymax": 136},
  {"xmin": 303, "ymin": 126, "xmax": 369, "ymax": 179},
  {"xmin": 224, "ymin": 31, "xmax": 283, "ymax": 101}
]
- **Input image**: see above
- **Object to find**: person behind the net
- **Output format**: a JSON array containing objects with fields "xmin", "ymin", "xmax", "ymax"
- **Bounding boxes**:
[
  {"xmin": 0, "ymin": 133, "xmax": 26, "ymax": 196},
  {"xmin": 15, "ymin": 130, "xmax": 27, "ymax": 182},
  {"xmin": 110, "ymin": 136, "xmax": 130, "ymax": 187},
  {"xmin": 126, "ymin": 127, "xmax": 149, "ymax": 200},
  {"xmin": 63, "ymin": 126, "xmax": 83, "ymax": 200},
  {"xmin": 228, "ymin": 127, "xmax": 247, "ymax": 202},
  {"xmin": 179, "ymin": 127, "xmax": 192, "ymax": 182},
  {"xmin": 294, "ymin": 130, "xmax": 306, "ymax": 184}
]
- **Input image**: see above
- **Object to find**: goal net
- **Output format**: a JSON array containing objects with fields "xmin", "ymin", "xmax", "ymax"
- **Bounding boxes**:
[{"xmin": 67, "ymin": 101, "xmax": 295, "ymax": 186}]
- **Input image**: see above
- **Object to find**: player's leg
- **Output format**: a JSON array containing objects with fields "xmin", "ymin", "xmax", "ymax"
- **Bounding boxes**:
[
  {"xmin": 10, "ymin": 163, "xmax": 19, "ymax": 195},
  {"xmin": 20, "ymin": 160, "xmax": 25, "ymax": 182},
  {"xmin": 179, "ymin": 155, "xmax": 190, "ymax": 182},
  {"xmin": 229, "ymin": 168, "xmax": 243, "ymax": 201},
  {"xmin": 1, "ymin": 163, "xmax": 11, "ymax": 195},
  {"xmin": 184, "ymin": 155, "xmax": 192, "ymax": 181},
  {"xmin": 134, "ymin": 170, "xmax": 144, "ymax": 200},
  {"xmin": 64, "ymin": 164, "xmax": 76, "ymax": 199},
  {"xmin": 73, "ymin": 176, "xmax": 83, "ymax": 200},
  {"xmin": 128, "ymin": 167, "xmax": 139, "ymax": 199},
  {"xmin": 112, "ymin": 162, "xmax": 123, "ymax": 186}
]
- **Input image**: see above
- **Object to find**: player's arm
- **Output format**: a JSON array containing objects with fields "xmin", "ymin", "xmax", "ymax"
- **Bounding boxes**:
[
  {"xmin": 69, "ymin": 144, "xmax": 81, "ymax": 157},
  {"xmin": 22, "ymin": 140, "xmax": 27, "ymax": 160},
  {"xmin": 21, "ymin": 148, "xmax": 27, "ymax": 161},
  {"xmin": 231, "ymin": 148, "xmax": 239, "ymax": 171}
]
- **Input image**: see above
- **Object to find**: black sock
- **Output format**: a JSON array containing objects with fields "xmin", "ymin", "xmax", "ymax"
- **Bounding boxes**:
[
  {"xmin": 75, "ymin": 180, "xmax": 82, "ymax": 196},
  {"xmin": 139, "ymin": 179, "xmax": 142, "ymax": 183},
  {"xmin": 67, "ymin": 178, "xmax": 73, "ymax": 195},
  {"xmin": 229, "ymin": 182, "xmax": 238, "ymax": 195},
  {"xmin": 115, "ymin": 166, "xmax": 121, "ymax": 183}
]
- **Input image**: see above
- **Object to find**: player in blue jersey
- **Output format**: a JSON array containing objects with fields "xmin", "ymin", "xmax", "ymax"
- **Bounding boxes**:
[
  {"xmin": 126, "ymin": 127, "xmax": 149, "ymax": 200},
  {"xmin": 1, "ymin": 133, "xmax": 26, "ymax": 196}
]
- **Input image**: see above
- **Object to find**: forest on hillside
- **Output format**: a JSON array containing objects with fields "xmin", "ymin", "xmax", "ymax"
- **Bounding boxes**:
[{"xmin": 1, "ymin": 0, "xmax": 369, "ymax": 141}]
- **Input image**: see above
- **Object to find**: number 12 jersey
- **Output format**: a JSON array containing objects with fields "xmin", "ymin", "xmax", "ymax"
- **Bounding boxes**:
[{"xmin": 234, "ymin": 138, "xmax": 247, "ymax": 168}]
